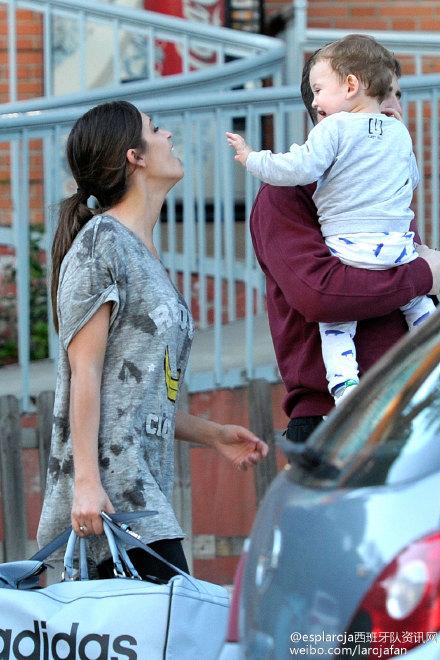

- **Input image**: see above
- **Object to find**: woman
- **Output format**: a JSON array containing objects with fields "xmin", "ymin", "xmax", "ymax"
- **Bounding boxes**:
[{"xmin": 37, "ymin": 100, "xmax": 268, "ymax": 580}]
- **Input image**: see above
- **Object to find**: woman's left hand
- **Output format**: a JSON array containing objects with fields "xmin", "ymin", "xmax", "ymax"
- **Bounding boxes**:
[{"xmin": 214, "ymin": 424, "xmax": 269, "ymax": 470}]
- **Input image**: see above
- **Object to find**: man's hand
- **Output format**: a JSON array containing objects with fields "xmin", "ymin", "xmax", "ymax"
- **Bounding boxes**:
[
  {"xmin": 381, "ymin": 106, "xmax": 403, "ymax": 122},
  {"xmin": 415, "ymin": 243, "xmax": 440, "ymax": 295},
  {"xmin": 226, "ymin": 132, "xmax": 252, "ymax": 166},
  {"xmin": 213, "ymin": 424, "xmax": 269, "ymax": 471}
]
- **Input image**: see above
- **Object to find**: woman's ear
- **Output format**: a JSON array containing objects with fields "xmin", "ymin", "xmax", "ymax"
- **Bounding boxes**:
[
  {"xmin": 126, "ymin": 148, "xmax": 146, "ymax": 167},
  {"xmin": 346, "ymin": 74, "xmax": 360, "ymax": 98}
]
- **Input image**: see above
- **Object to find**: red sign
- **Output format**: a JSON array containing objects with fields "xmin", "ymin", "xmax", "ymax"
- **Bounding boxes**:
[{"xmin": 145, "ymin": 0, "xmax": 225, "ymax": 76}]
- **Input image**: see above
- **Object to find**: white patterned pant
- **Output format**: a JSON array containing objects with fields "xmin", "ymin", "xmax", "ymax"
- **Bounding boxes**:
[{"xmin": 321, "ymin": 231, "xmax": 436, "ymax": 394}]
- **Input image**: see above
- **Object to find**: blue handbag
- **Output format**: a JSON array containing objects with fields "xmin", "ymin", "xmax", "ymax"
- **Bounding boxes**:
[{"xmin": 0, "ymin": 512, "xmax": 230, "ymax": 659}]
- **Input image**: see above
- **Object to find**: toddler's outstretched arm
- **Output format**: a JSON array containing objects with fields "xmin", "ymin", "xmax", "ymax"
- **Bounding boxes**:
[{"xmin": 226, "ymin": 132, "xmax": 252, "ymax": 166}]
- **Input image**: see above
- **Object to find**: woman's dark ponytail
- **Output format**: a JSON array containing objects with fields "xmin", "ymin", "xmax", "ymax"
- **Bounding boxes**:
[
  {"xmin": 50, "ymin": 100, "xmax": 145, "ymax": 333},
  {"xmin": 51, "ymin": 193, "xmax": 94, "ymax": 332}
]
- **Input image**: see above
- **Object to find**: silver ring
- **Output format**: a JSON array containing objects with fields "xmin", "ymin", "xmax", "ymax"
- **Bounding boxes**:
[{"xmin": 79, "ymin": 524, "xmax": 87, "ymax": 532}]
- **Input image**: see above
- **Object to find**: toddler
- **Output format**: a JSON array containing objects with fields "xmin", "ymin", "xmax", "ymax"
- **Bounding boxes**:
[{"xmin": 227, "ymin": 34, "xmax": 435, "ymax": 404}]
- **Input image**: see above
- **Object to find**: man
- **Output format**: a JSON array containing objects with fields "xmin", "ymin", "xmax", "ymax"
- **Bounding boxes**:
[{"xmin": 250, "ymin": 56, "xmax": 440, "ymax": 444}]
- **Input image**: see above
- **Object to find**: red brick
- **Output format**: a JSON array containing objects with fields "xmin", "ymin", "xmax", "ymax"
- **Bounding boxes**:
[
  {"xmin": 331, "ymin": 17, "xmax": 391, "ymax": 30},
  {"xmin": 16, "ymin": 9, "xmax": 39, "ymax": 21},
  {"xmin": 193, "ymin": 557, "xmax": 239, "ymax": 584},
  {"xmin": 415, "ymin": 18, "xmax": 440, "ymax": 29},
  {"xmin": 423, "ymin": 61, "xmax": 440, "ymax": 73},
  {"xmin": 17, "ymin": 81, "xmax": 43, "ymax": 97},
  {"xmin": 0, "ymin": 198, "xmax": 13, "ymax": 209},
  {"xmin": 16, "ymin": 35, "xmax": 43, "ymax": 50},
  {"xmin": 350, "ymin": 6, "xmax": 378, "ymax": 16},
  {"xmin": 17, "ymin": 50, "xmax": 43, "ymax": 65},
  {"xmin": 22, "ymin": 413, "xmax": 37, "ymax": 428},
  {"xmin": 30, "ymin": 210, "xmax": 44, "ymax": 224},
  {"xmin": 397, "ymin": 56, "xmax": 416, "ymax": 75},
  {"xmin": 307, "ymin": 5, "xmax": 349, "ymax": 18},
  {"xmin": 387, "ymin": 4, "xmax": 436, "ymax": 17},
  {"xmin": 16, "ymin": 21, "xmax": 43, "ymax": 37},
  {"xmin": 390, "ymin": 19, "xmax": 417, "ymax": 30}
]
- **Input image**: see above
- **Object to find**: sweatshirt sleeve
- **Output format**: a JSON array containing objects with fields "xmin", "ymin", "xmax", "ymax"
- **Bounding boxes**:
[
  {"xmin": 250, "ymin": 184, "xmax": 432, "ymax": 324},
  {"xmin": 410, "ymin": 152, "xmax": 420, "ymax": 190},
  {"xmin": 246, "ymin": 117, "xmax": 338, "ymax": 187}
]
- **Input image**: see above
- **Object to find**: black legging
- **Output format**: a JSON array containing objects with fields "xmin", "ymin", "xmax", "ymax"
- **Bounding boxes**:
[{"xmin": 97, "ymin": 538, "xmax": 189, "ymax": 583}]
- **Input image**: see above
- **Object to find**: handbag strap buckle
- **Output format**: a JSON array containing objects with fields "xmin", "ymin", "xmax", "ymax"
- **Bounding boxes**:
[
  {"xmin": 113, "ymin": 566, "xmax": 127, "ymax": 578},
  {"xmin": 61, "ymin": 568, "xmax": 79, "ymax": 582}
]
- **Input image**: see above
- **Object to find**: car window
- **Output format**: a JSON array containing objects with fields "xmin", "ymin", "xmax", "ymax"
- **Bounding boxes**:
[{"xmin": 288, "ymin": 336, "xmax": 440, "ymax": 489}]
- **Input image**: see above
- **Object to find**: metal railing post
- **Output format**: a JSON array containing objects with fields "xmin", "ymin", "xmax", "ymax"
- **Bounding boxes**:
[{"xmin": 284, "ymin": 0, "xmax": 307, "ymax": 143}]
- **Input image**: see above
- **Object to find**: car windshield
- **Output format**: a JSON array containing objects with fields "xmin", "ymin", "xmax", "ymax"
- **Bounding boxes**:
[{"xmin": 288, "ymin": 330, "xmax": 440, "ymax": 489}]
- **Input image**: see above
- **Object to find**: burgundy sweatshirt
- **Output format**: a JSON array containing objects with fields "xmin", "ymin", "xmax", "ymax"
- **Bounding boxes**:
[{"xmin": 250, "ymin": 183, "xmax": 433, "ymax": 419}]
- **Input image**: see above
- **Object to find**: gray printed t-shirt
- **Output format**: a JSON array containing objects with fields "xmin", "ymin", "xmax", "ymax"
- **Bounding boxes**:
[{"xmin": 37, "ymin": 215, "xmax": 194, "ymax": 565}]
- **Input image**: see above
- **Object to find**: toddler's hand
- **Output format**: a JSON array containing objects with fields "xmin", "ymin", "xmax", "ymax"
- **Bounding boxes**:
[{"xmin": 226, "ymin": 132, "xmax": 252, "ymax": 166}]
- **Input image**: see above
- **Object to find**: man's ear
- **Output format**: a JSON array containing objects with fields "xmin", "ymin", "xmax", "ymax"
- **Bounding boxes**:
[
  {"xmin": 346, "ymin": 74, "xmax": 360, "ymax": 98},
  {"xmin": 126, "ymin": 148, "xmax": 146, "ymax": 167}
]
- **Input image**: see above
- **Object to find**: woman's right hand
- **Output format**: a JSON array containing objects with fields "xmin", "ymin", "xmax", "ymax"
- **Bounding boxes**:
[{"xmin": 71, "ymin": 479, "xmax": 115, "ymax": 537}]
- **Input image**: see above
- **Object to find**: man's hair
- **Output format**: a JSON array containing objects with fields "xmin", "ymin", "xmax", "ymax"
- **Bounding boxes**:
[
  {"xmin": 392, "ymin": 56, "xmax": 401, "ymax": 78},
  {"xmin": 310, "ymin": 34, "xmax": 395, "ymax": 103},
  {"xmin": 301, "ymin": 49, "xmax": 320, "ymax": 123}
]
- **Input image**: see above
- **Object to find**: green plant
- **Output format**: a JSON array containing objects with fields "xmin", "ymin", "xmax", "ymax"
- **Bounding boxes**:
[{"xmin": 0, "ymin": 225, "xmax": 49, "ymax": 366}]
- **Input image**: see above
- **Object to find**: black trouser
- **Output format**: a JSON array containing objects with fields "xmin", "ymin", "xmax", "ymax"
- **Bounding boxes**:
[
  {"xmin": 97, "ymin": 538, "xmax": 189, "ymax": 583},
  {"xmin": 285, "ymin": 416, "xmax": 323, "ymax": 445}
]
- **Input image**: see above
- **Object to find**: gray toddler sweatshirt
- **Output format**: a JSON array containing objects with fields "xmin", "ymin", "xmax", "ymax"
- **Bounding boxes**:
[{"xmin": 246, "ymin": 111, "xmax": 418, "ymax": 238}]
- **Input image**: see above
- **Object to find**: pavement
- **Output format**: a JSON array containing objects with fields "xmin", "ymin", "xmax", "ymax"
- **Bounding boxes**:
[{"xmin": 0, "ymin": 313, "xmax": 278, "ymax": 399}]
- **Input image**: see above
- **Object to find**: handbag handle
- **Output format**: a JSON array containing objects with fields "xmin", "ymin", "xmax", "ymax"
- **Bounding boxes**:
[
  {"xmin": 63, "ymin": 522, "xmax": 142, "ymax": 581},
  {"xmin": 100, "ymin": 513, "xmax": 201, "ymax": 592},
  {"xmin": 31, "ymin": 511, "xmax": 156, "ymax": 563},
  {"xmin": 63, "ymin": 534, "xmax": 89, "ymax": 581},
  {"xmin": 33, "ymin": 511, "xmax": 201, "ymax": 591},
  {"xmin": 102, "ymin": 523, "xmax": 140, "ymax": 579}
]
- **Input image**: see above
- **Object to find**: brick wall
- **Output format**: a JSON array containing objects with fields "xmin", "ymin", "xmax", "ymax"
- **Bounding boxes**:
[
  {"xmin": 308, "ymin": 1, "xmax": 440, "ymax": 33},
  {"xmin": 0, "ymin": 8, "xmax": 45, "ymax": 366},
  {"xmin": 266, "ymin": 1, "xmax": 440, "ymax": 34},
  {"xmin": 0, "ymin": 7, "xmax": 44, "ymax": 104},
  {"xmin": 0, "ymin": 8, "xmax": 44, "ymax": 233},
  {"xmin": 308, "ymin": 1, "xmax": 440, "ymax": 75}
]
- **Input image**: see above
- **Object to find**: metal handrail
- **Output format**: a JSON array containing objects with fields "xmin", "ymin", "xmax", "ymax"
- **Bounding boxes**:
[
  {"xmin": 3, "ymin": 74, "xmax": 440, "ymax": 131},
  {"xmin": 0, "ymin": 48, "xmax": 285, "ymax": 115},
  {"xmin": 3, "ymin": 0, "xmax": 275, "ymax": 49},
  {"xmin": 304, "ymin": 28, "xmax": 440, "ymax": 55},
  {"xmin": 1, "ymin": 0, "xmax": 284, "ymax": 104}
]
